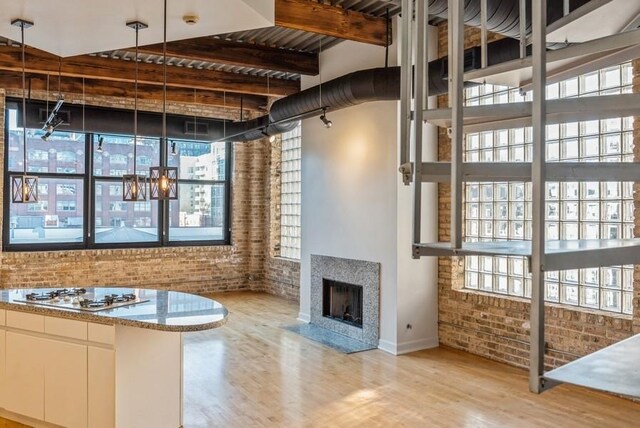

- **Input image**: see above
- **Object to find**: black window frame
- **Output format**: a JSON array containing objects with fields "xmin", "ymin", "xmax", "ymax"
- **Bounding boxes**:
[{"xmin": 3, "ymin": 101, "xmax": 233, "ymax": 252}]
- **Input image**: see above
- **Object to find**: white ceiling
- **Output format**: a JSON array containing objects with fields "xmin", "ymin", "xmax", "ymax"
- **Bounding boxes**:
[
  {"xmin": 0, "ymin": 0, "xmax": 275, "ymax": 57},
  {"xmin": 547, "ymin": 0, "xmax": 640, "ymax": 43}
]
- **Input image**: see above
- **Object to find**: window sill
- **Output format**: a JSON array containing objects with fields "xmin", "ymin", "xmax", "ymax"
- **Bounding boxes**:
[{"xmin": 455, "ymin": 287, "xmax": 633, "ymax": 321}]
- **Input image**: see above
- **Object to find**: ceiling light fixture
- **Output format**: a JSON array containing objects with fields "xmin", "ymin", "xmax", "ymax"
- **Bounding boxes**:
[
  {"xmin": 317, "ymin": 39, "xmax": 332, "ymax": 129},
  {"xmin": 10, "ymin": 18, "xmax": 38, "ymax": 204},
  {"xmin": 320, "ymin": 108, "xmax": 332, "ymax": 128},
  {"xmin": 123, "ymin": 20, "xmax": 149, "ymax": 202},
  {"xmin": 149, "ymin": 0, "xmax": 178, "ymax": 200},
  {"xmin": 96, "ymin": 135, "xmax": 104, "ymax": 152},
  {"xmin": 170, "ymin": 140, "xmax": 177, "ymax": 156}
]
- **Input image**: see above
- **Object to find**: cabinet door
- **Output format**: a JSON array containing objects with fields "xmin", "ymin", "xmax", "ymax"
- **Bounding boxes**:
[
  {"xmin": 88, "ymin": 346, "xmax": 115, "ymax": 428},
  {"xmin": 4, "ymin": 332, "xmax": 45, "ymax": 420},
  {"xmin": 44, "ymin": 339, "xmax": 88, "ymax": 428},
  {"xmin": 0, "ymin": 330, "xmax": 5, "ymax": 409}
]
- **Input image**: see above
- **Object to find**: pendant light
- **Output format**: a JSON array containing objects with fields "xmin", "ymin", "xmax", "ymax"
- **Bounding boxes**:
[
  {"xmin": 123, "ymin": 20, "xmax": 148, "ymax": 202},
  {"xmin": 9, "ymin": 18, "xmax": 38, "ymax": 204},
  {"xmin": 149, "ymin": 0, "xmax": 178, "ymax": 200}
]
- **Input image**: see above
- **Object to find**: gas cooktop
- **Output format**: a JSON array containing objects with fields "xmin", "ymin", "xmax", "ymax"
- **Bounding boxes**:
[{"xmin": 14, "ymin": 288, "xmax": 149, "ymax": 312}]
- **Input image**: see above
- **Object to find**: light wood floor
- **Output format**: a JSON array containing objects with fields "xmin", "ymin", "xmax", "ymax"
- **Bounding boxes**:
[{"xmin": 5, "ymin": 291, "xmax": 640, "ymax": 427}]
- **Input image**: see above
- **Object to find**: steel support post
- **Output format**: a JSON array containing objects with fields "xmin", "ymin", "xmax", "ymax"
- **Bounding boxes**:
[
  {"xmin": 400, "ymin": 0, "xmax": 413, "ymax": 177},
  {"xmin": 449, "ymin": 0, "xmax": 464, "ymax": 249},
  {"xmin": 412, "ymin": 0, "xmax": 428, "ymax": 254},
  {"xmin": 480, "ymin": 0, "xmax": 488, "ymax": 68},
  {"xmin": 530, "ymin": 0, "xmax": 548, "ymax": 394},
  {"xmin": 519, "ymin": 0, "xmax": 527, "ymax": 58}
]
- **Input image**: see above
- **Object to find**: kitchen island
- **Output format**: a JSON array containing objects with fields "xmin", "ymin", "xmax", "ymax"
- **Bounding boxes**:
[{"xmin": 0, "ymin": 287, "xmax": 228, "ymax": 428}]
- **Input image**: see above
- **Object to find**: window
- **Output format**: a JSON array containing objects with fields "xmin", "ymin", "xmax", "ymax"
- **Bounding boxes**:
[
  {"xmin": 463, "ymin": 64, "xmax": 634, "ymax": 314},
  {"xmin": 56, "ymin": 201, "xmax": 77, "ymax": 212},
  {"xmin": 56, "ymin": 184, "xmax": 77, "ymax": 195},
  {"xmin": 279, "ymin": 122, "xmax": 301, "ymax": 259},
  {"xmin": 28, "ymin": 150, "xmax": 48, "ymax": 161},
  {"xmin": 56, "ymin": 151, "xmax": 77, "ymax": 163},
  {"xmin": 7, "ymin": 125, "xmax": 85, "ymax": 245},
  {"xmin": 166, "ymin": 140, "xmax": 229, "ymax": 242},
  {"xmin": 109, "ymin": 154, "xmax": 128, "ymax": 164},
  {"xmin": 4, "ymin": 102, "xmax": 232, "ymax": 250}
]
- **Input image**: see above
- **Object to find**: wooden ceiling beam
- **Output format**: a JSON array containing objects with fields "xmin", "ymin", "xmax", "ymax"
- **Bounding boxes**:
[
  {"xmin": 274, "ymin": 0, "xmax": 389, "ymax": 46},
  {"xmin": 136, "ymin": 37, "xmax": 318, "ymax": 76},
  {"xmin": 0, "ymin": 46, "xmax": 299, "ymax": 97},
  {"xmin": 0, "ymin": 74, "xmax": 267, "ymax": 111}
]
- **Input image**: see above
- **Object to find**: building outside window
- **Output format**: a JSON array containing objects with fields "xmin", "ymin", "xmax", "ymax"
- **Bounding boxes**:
[
  {"xmin": 279, "ymin": 122, "xmax": 301, "ymax": 260},
  {"xmin": 4, "ymin": 103, "xmax": 232, "ymax": 249},
  {"xmin": 463, "ymin": 63, "xmax": 634, "ymax": 315},
  {"xmin": 166, "ymin": 139, "xmax": 228, "ymax": 242}
]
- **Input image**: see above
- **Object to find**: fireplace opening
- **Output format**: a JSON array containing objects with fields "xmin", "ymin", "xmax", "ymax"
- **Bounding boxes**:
[{"xmin": 322, "ymin": 279, "xmax": 363, "ymax": 328}]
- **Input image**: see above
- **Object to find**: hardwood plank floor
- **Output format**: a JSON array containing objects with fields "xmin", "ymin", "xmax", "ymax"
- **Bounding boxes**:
[
  {"xmin": 182, "ymin": 292, "xmax": 640, "ymax": 428},
  {"xmin": 3, "ymin": 291, "xmax": 640, "ymax": 427}
]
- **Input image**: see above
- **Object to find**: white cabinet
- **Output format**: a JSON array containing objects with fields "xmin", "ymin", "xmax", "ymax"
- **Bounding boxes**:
[
  {"xmin": 4, "ymin": 331, "xmax": 45, "ymax": 420},
  {"xmin": 0, "ymin": 329, "xmax": 5, "ymax": 409},
  {"xmin": 88, "ymin": 346, "xmax": 115, "ymax": 428},
  {"xmin": 44, "ymin": 339, "xmax": 88, "ymax": 428}
]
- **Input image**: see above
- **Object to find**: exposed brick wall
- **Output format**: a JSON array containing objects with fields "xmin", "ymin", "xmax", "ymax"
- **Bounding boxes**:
[
  {"xmin": 0, "ymin": 88, "xmax": 269, "ymax": 295},
  {"xmin": 436, "ymin": 24, "xmax": 636, "ymax": 370}
]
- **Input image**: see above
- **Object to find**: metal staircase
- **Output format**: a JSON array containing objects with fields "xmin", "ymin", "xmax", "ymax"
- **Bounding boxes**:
[{"xmin": 401, "ymin": 0, "xmax": 640, "ymax": 396}]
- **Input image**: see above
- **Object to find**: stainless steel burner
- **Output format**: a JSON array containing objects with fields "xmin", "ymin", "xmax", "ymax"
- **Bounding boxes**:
[{"xmin": 17, "ymin": 289, "xmax": 148, "ymax": 312}]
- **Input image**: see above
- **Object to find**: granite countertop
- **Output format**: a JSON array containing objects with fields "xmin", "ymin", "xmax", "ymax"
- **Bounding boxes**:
[{"xmin": 0, "ymin": 287, "xmax": 228, "ymax": 332}]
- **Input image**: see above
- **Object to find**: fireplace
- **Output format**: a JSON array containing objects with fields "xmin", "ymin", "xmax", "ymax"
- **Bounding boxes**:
[
  {"xmin": 310, "ymin": 255, "xmax": 379, "ymax": 346},
  {"xmin": 322, "ymin": 279, "xmax": 363, "ymax": 328}
]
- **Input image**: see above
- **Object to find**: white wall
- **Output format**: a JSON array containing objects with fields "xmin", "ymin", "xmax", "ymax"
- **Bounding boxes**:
[
  {"xmin": 393, "ymin": 25, "xmax": 440, "ymax": 354},
  {"xmin": 299, "ymin": 36, "xmax": 399, "ymax": 346},
  {"xmin": 299, "ymin": 21, "xmax": 439, "ymax": 354}
]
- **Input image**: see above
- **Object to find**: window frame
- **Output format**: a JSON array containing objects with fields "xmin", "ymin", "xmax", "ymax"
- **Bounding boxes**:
[{"xmin": 3, "ymin": 104, "xmax": 233, "ymax": 252}]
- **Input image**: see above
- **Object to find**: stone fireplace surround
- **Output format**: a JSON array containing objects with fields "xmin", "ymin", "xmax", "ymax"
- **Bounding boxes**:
[{"xmin": 310, "ymin": 255, "xmax": 380, "ymax": 346}]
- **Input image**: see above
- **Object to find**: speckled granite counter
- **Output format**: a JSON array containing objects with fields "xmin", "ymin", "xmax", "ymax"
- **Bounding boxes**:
[{"xmin": 0, "ymin": 287, "xmax": 228, "ymax": 332}]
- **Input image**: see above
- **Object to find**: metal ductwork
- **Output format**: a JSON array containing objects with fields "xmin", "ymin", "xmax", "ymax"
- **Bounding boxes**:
[
  {"xmin": 223, "ymin": 0, "xmax": 595, "ymax": 142},
  {"xmin": 427, "ymin": 0, "xmax": 591, "ymax": 41},
  {"xmin": 222, "ymin": 67, "xmax": 401, "ymax": 142}
]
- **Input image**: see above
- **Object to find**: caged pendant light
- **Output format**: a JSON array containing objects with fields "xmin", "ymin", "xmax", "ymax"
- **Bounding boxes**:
[
  {"xmin": 10, "ymin": 18, "xmax": 38, "ymax": 204},
  {"xmin": 149, "ymin": 0, "xmax": 178, "ymax": 200},
  {"xmin": 122, "ymin": 20, "xmax": 148, "ymax": 202}
]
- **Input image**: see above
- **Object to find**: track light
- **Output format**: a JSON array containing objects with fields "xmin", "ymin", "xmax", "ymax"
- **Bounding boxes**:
[
  {"xmin": 320, "ymin": 109, "xmax": 332, "ymax": 128},
  {"xmin": 261, "ymin": 129, "xmax": 276, "ymax": 143},
  {"xmin": 41, "ymin": 95, "xmax": 65, "ymax": 141},
  {"xmin": 170, "ymin": 140, "xmax": 177, "ymax": 155},
  {"xmin": 96, "ymin": 136, "xmax": 104, "ymax": 152},
  {"xmin": 41, "ymin": 115, "xmax": 64, "ymax": 141}
]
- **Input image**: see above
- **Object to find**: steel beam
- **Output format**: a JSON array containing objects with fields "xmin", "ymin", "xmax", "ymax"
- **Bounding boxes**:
[
  {"xmin": 449, "ymin": 0, "xmax": 464, "ymax": 249},
  {"xmin": 530, "ymin": 0, "xmax": 547, "ymax": 394},
  {"xmin": 420, "ymin": 162, "xmax": 640, "ymax": 183},
  {"xmin": 400, "ymin": 0, "xmax": 412, "ymax": 169},
  {"xmin": 413, "ymin": 0, "xmax": 428, "ymax": 252},
  {"xmin": 464, "ymin": 26, "xmax": 640, "ymax": 84},
  {"xmin": 423, "ymin": 92, "xmax": 640, "ymax": 133}
]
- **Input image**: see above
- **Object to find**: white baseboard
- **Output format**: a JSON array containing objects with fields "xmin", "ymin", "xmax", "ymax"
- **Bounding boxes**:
[
  {"xmin": 377, "ymin": 339, "xmax": 398, "ymax": 355},
  {"xmin": 297, "ymin": 312, "xmax": 310, "ymax": 323},
  {"xmin": 378, "ymin": 337, "xmax": 439, "ymax": 355}
]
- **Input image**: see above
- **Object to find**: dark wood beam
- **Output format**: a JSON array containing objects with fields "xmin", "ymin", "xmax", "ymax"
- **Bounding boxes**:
[
  {"xmin": 0, "ymin": 74, "xmax": 267, "ymax": 111},
  {"xmin": 0, "ymin": 46, "xmax": 300, "ymax": 97},
  {"xmin": 137, "ymin": 37, "xmax": 318, "ymax": 76},
  {"xmin": 275, "ymin": 0, "xmax": 389, "ymax": 46}
]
